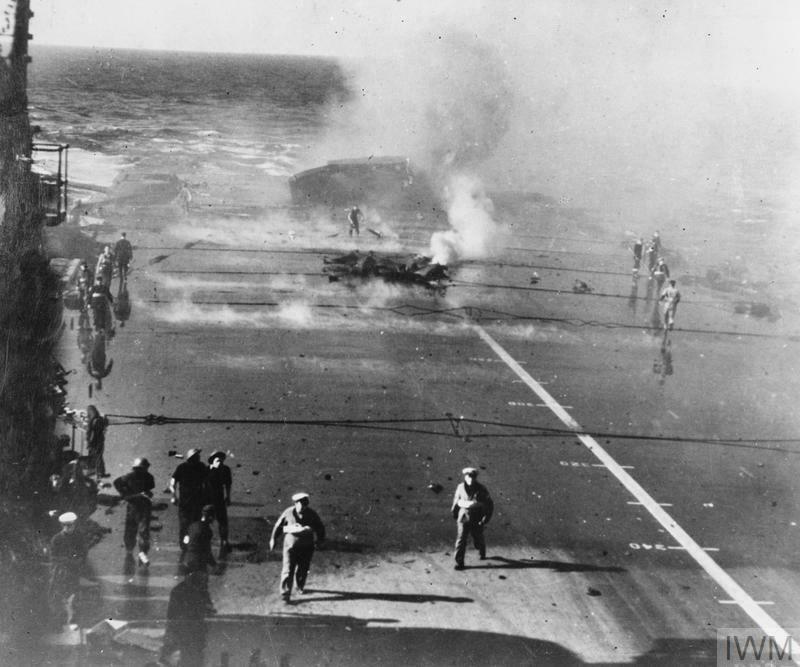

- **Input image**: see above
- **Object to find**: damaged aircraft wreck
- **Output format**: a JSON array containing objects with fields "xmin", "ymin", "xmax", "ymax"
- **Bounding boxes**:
[{"xmin": 323, "ymin": 250, "xmax": 451, "ymax": 294}]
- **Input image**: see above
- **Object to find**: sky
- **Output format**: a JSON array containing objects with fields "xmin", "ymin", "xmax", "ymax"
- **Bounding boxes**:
[{"xmin": 30, "ymin": 0, "xmax": 800, "ymax": 71}]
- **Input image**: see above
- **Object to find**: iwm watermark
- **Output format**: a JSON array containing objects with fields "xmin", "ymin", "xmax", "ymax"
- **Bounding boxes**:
[{"xmin": 717, "ymin": 629, "xmax": 799, "ymax": 666}]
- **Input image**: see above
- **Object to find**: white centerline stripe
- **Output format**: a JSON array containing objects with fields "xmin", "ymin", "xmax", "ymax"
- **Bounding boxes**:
[
  {"xmin": 627, "ymin": 501, "xmax": 673, "ymax": 507},
  {"xmin": 473, "ymin": 323, "xmax": 800, "ymax": 663},
  {"xmin": 720, "ymin": 600, "xmax": 774, "ymax": 606}
]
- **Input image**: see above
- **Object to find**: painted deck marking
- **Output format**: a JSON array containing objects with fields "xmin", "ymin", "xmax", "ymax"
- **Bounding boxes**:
[
  {"xmin": 592, "ymin": 463, "xmax": 634, "ymax": 469},
  {"xmin": 473, "ymin": 323, "xmax": 800, "ymax": 662},
  {"xmin": 627, "ymin": 501, "xmax": 673, "ymax": 507},
  {"xmin": 720, "ymin": 600, "xmax": 774, "ymax": 606}
]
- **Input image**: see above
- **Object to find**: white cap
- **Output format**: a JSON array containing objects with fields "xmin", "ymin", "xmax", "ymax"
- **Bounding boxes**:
[
  {"xmin": 292, "ymin": 492, "xmax": 309, "ymax": 503},
  {"xmin": 58, "ymin": 512, "xmax": 78, "ymax": 524}
]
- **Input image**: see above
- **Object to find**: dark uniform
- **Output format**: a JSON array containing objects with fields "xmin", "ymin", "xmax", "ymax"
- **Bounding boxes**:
[
  {"xmin": 48, "ymin": 513, "xmax": 87, "ymax": 627},
  {"xmin": 205, "ymin": 451, "xmax": 232, "ymax": 552},
  {"xmin": 89, "ymin": 280, "xmax": 113, "ymax": 332},
  {"xmin": 632, "ymin": 239, "xmax": 643, "ymax": 272},
  {"xmin": 171, "ymin": 450, "xmax": 208, "ymax": 548},
  {"xmin": 159, "ymin": 576, "xmax": 208, "ymax": 665},
  {"xmin": 85, "ymin": 406, "xmax": 108, "ymax": 477},
  {"xmin": 77, "ymin": 262, "xmax": 93, "ymax": 310},
  {"xmin": 270, "ymin": 493, "xmax": 325, "ymax": 602},
  {"xmin": 55, "ymin": 460, "xmax": 98, "ymax": 519},
  {"xmin": 651, "ymin": 231, "xmax": 662, "ymax": 256},
  {"xmin": 183, "ymin": 515, "xmax": 216, "ymax": 574},
  {"xmin": 451, "ymin": 468, "xmax": 494, "ymax": 569},
  {"xmin": 348, "ymin": 206, "xmax": 362, "ymax": 237},
  {"xmin": 645, "ymin": 244, "xmax": 657, "ymax": 274},
  {"xmin": 113, "ymin": 234, "xmax": 133, "ymax": 282},
  {"xmin": 113, "ymin": 459, "xmax": 155, "ymax": 564},
  {"xmin": 652, "ymin": 258, "xmax": 670, "ymax": 291},
  {"xmin": 182, "ymin": 506, "xmax": 217, "ymax": 616}
]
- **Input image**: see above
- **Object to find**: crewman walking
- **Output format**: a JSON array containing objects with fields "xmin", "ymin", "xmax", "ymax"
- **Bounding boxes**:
[
  {"xmin": 269, "ymin": 492, "xmax": 325, "ymax": 603},
  {"xmin": 632, "ymin": 237, "xmax": 643, "ymax": 275},
  {"xmin": 85, "ymin": 405, "xmax": 109, "ymax": 478},
  {"xmin": 113, "ymin": 232, "xmax": 133, "ymax": 284},
  {"xmin": 170, "ymin": 448, "xmax": 208, "ymax": 549},
  {"xmin": 113, "ymin": 457, "xmax": 155, "ymax": 567},
  {"xmin": 89, "ymin": 276, "xmax": 114, "ymax": 333},
  {"xmin": 77, "ymin": 261, "xmax": 93, "ymax": 310},
  {"xmin": 644, "ymin": 243, "xmax": 657, "ymax": 276},
  {"xmin": 205, "ymin": 450, "xmax": 232, "ymax": 556},
  {"xmin": 652, "ymin": 257, "xmax": 670, "ymax": 291},
  {"xmin": 178, "ymin": 183, "xmax": 192, "ymax": 215},
  {"xmin": 48, "ymin": 512, "xmax": 87, "ymax": 631},
  {"xmin": 659, "ymin": 279, "xmax": 681, "ymax": 331},
  {"xmin": 651, "ymin": 230, "xmax": 662, "ymax": 256},
  {"xmin": 451, "ymin": 467, "xmax": 494, "ymax": 570},
  {"xmin": 347, "ymin": 205, "xmax": 362, "ymax": 237},
  {"xmin": 95, "ymin": 246, "xmax": 115, "ymax": 288},
  {"xmin": 182, "ymin": 504, "xmax": 218, "ymax": 614}
]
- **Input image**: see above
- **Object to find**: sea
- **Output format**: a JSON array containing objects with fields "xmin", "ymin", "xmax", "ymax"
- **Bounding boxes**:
[
  {"xmin": 28, "ymin": 45, "xmax": 347, "ymax": 204},
  {"xmin": 27, "ymin": 44, "xmax": 799, "ymax": 289}
]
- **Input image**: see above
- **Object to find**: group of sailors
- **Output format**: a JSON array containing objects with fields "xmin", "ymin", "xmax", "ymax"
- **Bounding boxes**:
[
  {"xmin": 77, "ymin": 232, "xmax": 133, "ymax": 333},
  {"xmin": 630, "ymin": 231, "xmax": 680, "ymax": 334},
  {"xmin": 47, "ymin": 454, "xmax": 494, "ymax": 645},
  {"xmin": 631, "ymin": 231, "xmax": 664, "ymax": 280}
]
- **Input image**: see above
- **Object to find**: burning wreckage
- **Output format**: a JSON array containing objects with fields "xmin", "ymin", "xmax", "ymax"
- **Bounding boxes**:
[
  {"xmin": 323, "ymin": 251, "xmax": 451, "ymax": 293},
  {"xmin": 292, "ymin": 156, "xmax": 452, "ymax": 292}
]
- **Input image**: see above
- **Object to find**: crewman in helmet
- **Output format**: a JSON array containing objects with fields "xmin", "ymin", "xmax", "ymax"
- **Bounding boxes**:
[{"xmin": 113, "ymin": 458, "xmax": 155, "ymax": 567}]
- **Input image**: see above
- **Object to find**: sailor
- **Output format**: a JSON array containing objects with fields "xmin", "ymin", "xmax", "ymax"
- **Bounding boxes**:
[
  {"xmin": 183, "ymin": 505, "xmax": 217, "ymax": 573},
  {"xmin": 347, "ymin": 206, "xmax": 362, "ymax": 237},
  {"xmin": 48, "ymin": 512, "xmax": 87, "ymax": 630},
  {"xmin": 77, "ymin": 261, "xmax": 93, "ymax": 310},
  {"xmin": 95, "ymin": 246, "xmax": 114, "ymax": 288},
  {"xmin": 178, "ymin": 183, "xmax": 192, "ymax": 215},
  {"xmin": 85, "ymin": 404, "xmax": 109, "ymax": 478},
  {"xmin": 113, "ymin": 457, "xmax": 155, "ymax": 567},
  {"xmin": 659, "ymin": 279, "xmax": 681, "ymax": 330},
  {"xmin": 651, "ymin": 230, "xmax": 662, "ymax": 256},
  {"xmin": 644, "ymin": 243, "xmax": 658, "ymax": 275},
  {"xmin": 451, "ymin": 467, "xmax": 494, "ymax": 570},
  {"xmin": 54, "ymin": 459, "xmax": 98, "ymax": 519},
  {"xmin": 652, "ymin": 257, "xmax": 669, "ymax": 291},
  {"xmin": 170, "ymin": 448, "xmax": 209, "ymax": 549},
  {"xmin": 205, "ymin": 450, "xmax": 232, "ymax": 556},
  {"xmin": 632, "ymin": 238, "xmax": 643, "ymax": 274},
  {"xmin": 113, "ymin": 232, "xmax": 133, "ymax": 283},
  {"xmin": 89, "ymin": 276, "xmax": 114, "ymax": 333},
  {"xmin": 181, "ymin": 504, "xmax": 217, "ymax": 614},
  {"xmin": 270, "ymin": 492, "xmax": 325, "ymax": 603}
]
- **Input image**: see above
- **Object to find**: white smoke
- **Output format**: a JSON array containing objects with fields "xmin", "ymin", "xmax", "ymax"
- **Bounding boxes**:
[{"xmin": 430, "ymin": 174, "xmax": 503, "ymax": 265}]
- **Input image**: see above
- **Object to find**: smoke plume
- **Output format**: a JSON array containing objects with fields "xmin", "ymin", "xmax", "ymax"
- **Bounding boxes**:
[
  {"xmin": 430, "ymin": 174, "xmax": 502, "ymax": 265},
  {"xmin": 304, "ymin": 30, "xmax": 514, "ymax": 178}
]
